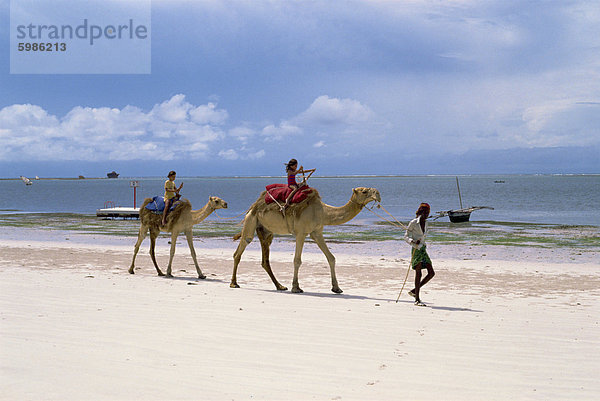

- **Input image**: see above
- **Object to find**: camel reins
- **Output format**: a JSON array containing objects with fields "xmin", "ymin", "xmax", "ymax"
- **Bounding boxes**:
[
  {"xmin": 364, "ymin": 202, "xmax": 412, "ymax": 303},
  {"xmin": 214, "ymin": 207, "xmax": 251, "ymax": 223},
  {"xmin": 364, "ymin": 203, "xmax": 408, "ymax": 230}
]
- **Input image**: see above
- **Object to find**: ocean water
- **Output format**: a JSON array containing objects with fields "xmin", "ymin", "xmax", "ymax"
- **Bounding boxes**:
[
  {"xmin": 2, "ymin": 175, "xmax": 599, "ymax": 224},
  {"xmin": 1, "ymin": 175, "xmax": 599, "ymax": 249}
]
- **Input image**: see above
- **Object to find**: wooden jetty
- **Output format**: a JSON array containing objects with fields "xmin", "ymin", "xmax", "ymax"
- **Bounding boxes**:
[
  {"xmin": 96, "ymin": 201, "xmax": 139, "ymax": 219},
  {"xmin": 96, "ymin": 207, "xmax": 139, "ymax": 218},
  {"xmin": 97, "ymin": 181, "xmax": 142, "ymax": 218}
]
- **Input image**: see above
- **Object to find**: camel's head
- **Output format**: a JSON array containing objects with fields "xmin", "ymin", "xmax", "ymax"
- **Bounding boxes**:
[
  {"xmin": 352, "ymin": 187, "xmax": 381, "ymax": 206},
  {"xmin": 209, "ymin": 196, "xmax": 228, "ymax": 209}
]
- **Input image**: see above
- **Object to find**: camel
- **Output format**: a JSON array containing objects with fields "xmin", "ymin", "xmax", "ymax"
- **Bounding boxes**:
[
  {"xmin": 231, "ymin": 187, "xmax": 381, "ymax": 293},
  {"xmin": 129, "ymin": 196, "xmax": 228, "ymax": 278}
]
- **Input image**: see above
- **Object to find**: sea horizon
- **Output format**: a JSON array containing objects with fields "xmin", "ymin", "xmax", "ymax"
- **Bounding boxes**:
[{"xmin": 4, "ymin": 172, "xmax": 599, "ymax": 181}]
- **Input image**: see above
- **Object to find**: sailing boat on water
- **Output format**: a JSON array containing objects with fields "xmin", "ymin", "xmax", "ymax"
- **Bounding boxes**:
[
  {"xmin": 20, "ymin": 176, "xmax": 33, "ymax": 185},
  {"xmin": 433, "ymin": 177, "xmax": 493, "ymax": 223}
]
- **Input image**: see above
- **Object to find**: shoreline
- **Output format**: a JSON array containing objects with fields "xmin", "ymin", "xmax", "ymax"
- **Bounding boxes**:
[{"xmin": 1, "ymin": 223, "xmax": 598, "ymax": 265}]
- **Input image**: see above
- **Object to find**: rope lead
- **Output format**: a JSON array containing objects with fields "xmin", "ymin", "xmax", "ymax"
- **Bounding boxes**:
[{"xmin": 364, "ymin": 202, "xmax": 412, "ymax": 303}]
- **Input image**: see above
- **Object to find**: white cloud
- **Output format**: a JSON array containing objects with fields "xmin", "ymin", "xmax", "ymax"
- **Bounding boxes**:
[
  {"xmin": 0, "ymin": 95, "xmax": 225, "ymax": 162},
  {"xmin": 228, "ymin": 126, "xmax": 256, "ymax": 143},
  {"xmin": 190, "ymin": 102, "xmax": 228, "ymax": 125},
  {"xmin": 255, "ymin": 95, "xmax": 376, "ymax": 146},
  {"xmin": 150, "ymin": 94, "xmax": 228, "ymax": 125},
  {"xmin": 246, "ymin": 95, "xmax": 381, "ymax": 159},
  {"xmin": 296, "ymin": 95, "xmax": 374, "ymax": 126},
  {"xmin": 261, "ymin": 121, "xmax": 302, "ymax": 140},
  {"xmin": 151, "ymin": 94, "xmax": 191, "ymax": 123},
  {"xmin": 218, "ymin": 149, "xmax": 239, "ymax": 160},
  {"xmin": 520, "ymin": 100, "xmax": 600, "ymax": 147},
  {"xmin": 217, "ymin": 147, "xmax": 265, "ymax": 161},
  {"xmin": 0, "ymin": 104, "xmax": 59, "ymax": 129},
  {"xmin": 247, "ymin": 149, "xmax": 265, "ymax": 159}
]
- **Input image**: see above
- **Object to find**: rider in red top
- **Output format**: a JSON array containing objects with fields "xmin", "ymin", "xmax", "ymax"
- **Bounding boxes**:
[{"xmin": 283, "ymin": 159, "xmax": 315, "ymax": 210}]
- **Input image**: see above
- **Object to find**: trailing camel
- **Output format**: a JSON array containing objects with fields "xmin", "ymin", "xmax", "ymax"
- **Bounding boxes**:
[{"xmin": 129, "ymin": 196, "xmax": 227, "ymax": 278}]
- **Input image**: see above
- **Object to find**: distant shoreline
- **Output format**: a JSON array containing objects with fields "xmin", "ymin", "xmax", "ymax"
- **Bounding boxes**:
[{"xmin": 2, "ymin": 173, "xmax": 599, "ymax": 180}]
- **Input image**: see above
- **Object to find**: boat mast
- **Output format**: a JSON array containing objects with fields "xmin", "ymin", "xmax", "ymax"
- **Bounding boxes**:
[{"xmin": 456, "ymin": 176, "xmax": 463, "ymax": 209}]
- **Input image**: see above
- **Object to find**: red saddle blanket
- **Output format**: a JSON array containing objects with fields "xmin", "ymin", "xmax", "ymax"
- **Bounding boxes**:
[{"xmin": 265, "ymin": 184, "xmax": 312, "ymax": 204}]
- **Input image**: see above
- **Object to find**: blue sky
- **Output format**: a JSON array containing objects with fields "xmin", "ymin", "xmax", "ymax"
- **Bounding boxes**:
[{"xmin": 1, "ymin": 0, "xmax": 599, "ymax": 177}]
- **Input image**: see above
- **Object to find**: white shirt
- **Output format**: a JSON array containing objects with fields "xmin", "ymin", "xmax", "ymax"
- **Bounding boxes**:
[{"xmin": 404, "ymin": 215, "xmax": 428, "ymax": 249}]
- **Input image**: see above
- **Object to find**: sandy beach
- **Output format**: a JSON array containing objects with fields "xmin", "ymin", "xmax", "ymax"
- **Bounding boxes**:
[{"xmin": 1, "ymin": 231, "xmax": 599, "ymax": 400}]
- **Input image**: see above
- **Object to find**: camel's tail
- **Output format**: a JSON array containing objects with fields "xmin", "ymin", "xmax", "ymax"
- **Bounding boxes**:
[{"xmin": 233, "ymin": 232, "xmax": 242, "ymax": 241}]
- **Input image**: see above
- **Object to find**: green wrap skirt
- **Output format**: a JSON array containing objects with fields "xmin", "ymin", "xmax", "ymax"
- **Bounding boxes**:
[{"xmin": 411, "ymin": 245, "xmax": 432, "ymax": 270}]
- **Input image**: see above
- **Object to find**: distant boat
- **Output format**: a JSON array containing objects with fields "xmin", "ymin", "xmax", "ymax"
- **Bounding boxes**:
[
  {"xmin": 35, "ymin": 176, "xmax": 40, "ymax": 180},
  {"xmin": 443, "ymin": 206, "xmax": 494, "ymax": 223},
  {"xmin": 494, "ymin": 180, "xmax": 505, "ymax": 183},
  {"xmin": 20, "ymin": 176, "xmax": 33, "ymax": 185},
  {"xmin": 432, "ymin": 177, "xmax": 493, "ymax": 223},
  {"xmin": 107, "ymin": 171, "xmax": 119, "ymax": 179}
]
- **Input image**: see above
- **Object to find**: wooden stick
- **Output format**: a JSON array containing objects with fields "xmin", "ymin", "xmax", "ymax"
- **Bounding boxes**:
[
  {"xmin": 456, "ymin": 176, "xmax": 463, "ymax": 209},
  {"xmin": 396, "ymin": 256, "xmax": 412, "ymax": 303}
]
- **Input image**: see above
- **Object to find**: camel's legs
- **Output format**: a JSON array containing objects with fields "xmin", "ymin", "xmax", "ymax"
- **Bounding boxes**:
[
  {"xmin": 231, "ymin": 239, "xmax": 248, "ymax": 288},
  {"xmin": 291, "ymin": 234, "xmax": 307, "ymax": 293},
  {"xmin": 148, "ymin": 228, "xmax": 165, "ymax": 276},
  {"xmin": 129, "ymin": 224, "xmax": 148, "ymax": 274},
  {"xmin": 256, "ymin": 226, "xmax": 287, "ymax": 291},
  {"xmin": 185, "ymin": 228, "xmax": 206, "ymax": 279},
  {"xmin": 165, "ymin": 231, "xmax": 179, "ymax": 277},
  {"xmin": 310, "ymin": 230, "xmax": 342, "ymax": 293},
  {"xmin": 231, "ymin": 213, "xmax": 258, "ymax": 288}
]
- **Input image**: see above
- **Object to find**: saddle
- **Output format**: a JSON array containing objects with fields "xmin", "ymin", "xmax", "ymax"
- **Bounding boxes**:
[
  {"xmin": 145, "ymin": 196, "xmax": 181, "ymax": 214},
  {"xmin": 264, "ymin": 184, "xmax": 312, "ymax": 204}
]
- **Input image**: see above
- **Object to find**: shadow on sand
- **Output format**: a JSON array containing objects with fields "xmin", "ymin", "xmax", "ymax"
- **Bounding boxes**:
[
  {"xmin": 160, "ymin": 275, "xmax": 483, "ymax": 312},
  {"xmin": 162, "ymin": 274, "xmax": 227, "ymax": 284}
]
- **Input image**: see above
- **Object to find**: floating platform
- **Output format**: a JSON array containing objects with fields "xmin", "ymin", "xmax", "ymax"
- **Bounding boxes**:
[{"xmin": 96, "ymin": 207, "xmax": 139, "ymax": 219}]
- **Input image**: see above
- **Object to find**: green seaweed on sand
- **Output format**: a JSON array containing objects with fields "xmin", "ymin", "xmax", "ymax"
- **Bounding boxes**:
[
  {"xmin": 0, "ymin": 212, "xmax": 243, "ymax": 239},
  {"xmin": 1, "ymin": 212, "xmax": 598, "ymax": 250}
]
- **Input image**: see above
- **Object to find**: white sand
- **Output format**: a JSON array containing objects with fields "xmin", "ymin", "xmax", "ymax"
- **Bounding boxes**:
[{"xmin": 1, "ymin": 233, "xmax": 599, "ymax": 400}]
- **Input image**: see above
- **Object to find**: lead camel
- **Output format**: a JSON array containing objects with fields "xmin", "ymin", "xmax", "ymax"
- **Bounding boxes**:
[{"xmin": 231, "ymin": 187, "xmax": 381, "ymax": 293}]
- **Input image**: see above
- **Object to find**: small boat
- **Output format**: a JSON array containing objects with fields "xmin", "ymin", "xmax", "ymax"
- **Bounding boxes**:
[
  {"xmin": 443, "ymin": 206, "xmax": 494, "ymax": 223},
  {"xmin": 107, "ymin": 171, "xmax": 119, "ymax": 178},
  {"xmin": 432, "ymin": 177, "xmax": 493, "ymax": 222},
  {"xmin": 20, "ymin": 176, "xmax": 33, "ymax": 185}
]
